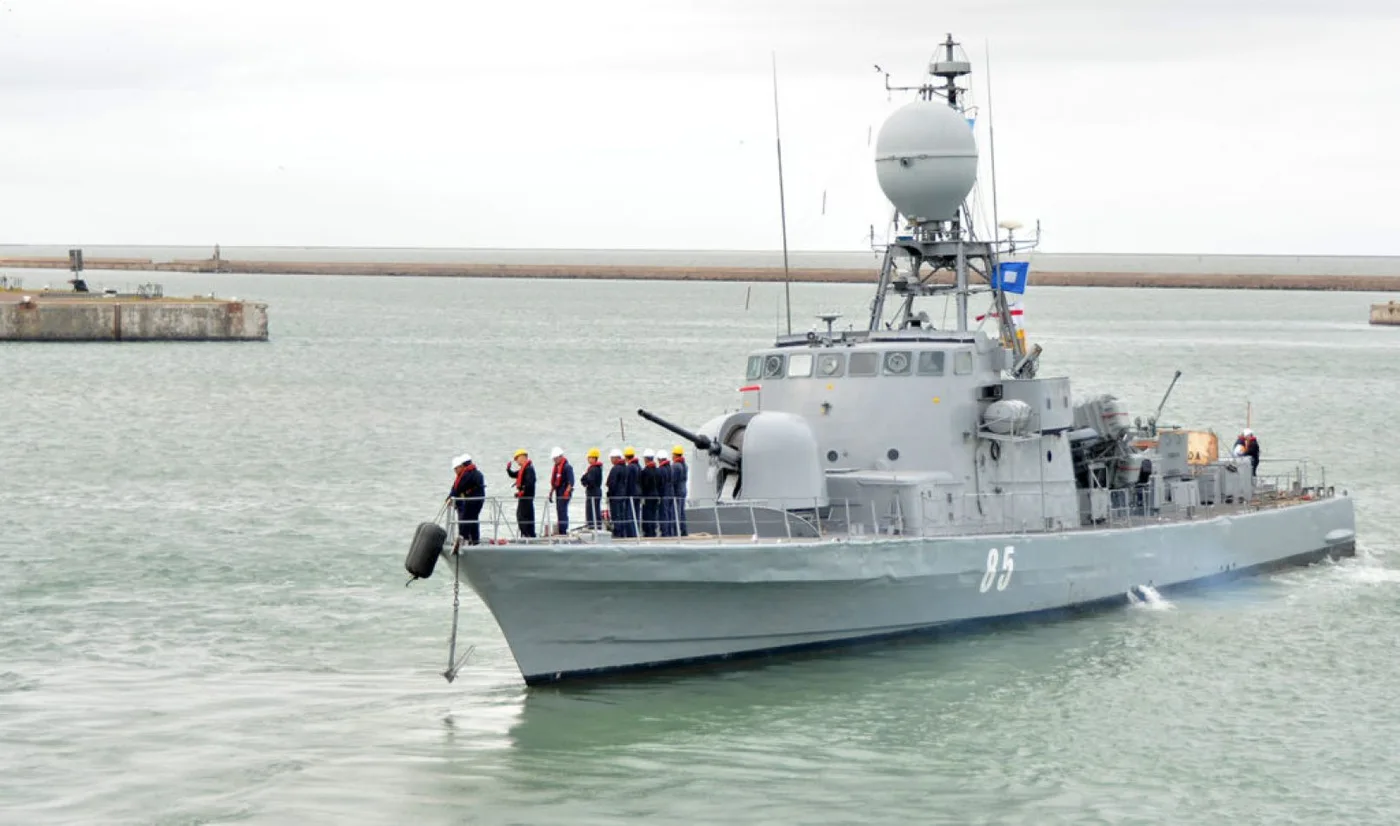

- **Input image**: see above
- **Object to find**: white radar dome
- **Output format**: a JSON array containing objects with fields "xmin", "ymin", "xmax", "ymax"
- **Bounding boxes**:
[{"xmin": 874, "ymin": 101, "xmax": 978, "ymax": 223}]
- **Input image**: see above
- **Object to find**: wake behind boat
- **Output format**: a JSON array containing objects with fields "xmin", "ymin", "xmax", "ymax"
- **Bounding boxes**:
[{"xmin": 405, "ymin": 35, "xmax": 1356, "ymax": 686}]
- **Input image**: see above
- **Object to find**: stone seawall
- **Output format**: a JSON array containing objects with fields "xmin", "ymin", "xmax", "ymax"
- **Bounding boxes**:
[
  {"xmin": 0, "ymin": 294, "xmax": 268, "ymax": 342},
  {"xmin": 197, "ymin": 259, "xmax": 1400, "ymax": 290},
  {"xmin": 3, "ymin": 256, "xmax": 1400, "ymax": 291},
  {"xmin": 1372, "ymin": 302, "xmax": 1400, "ymax": 326}
]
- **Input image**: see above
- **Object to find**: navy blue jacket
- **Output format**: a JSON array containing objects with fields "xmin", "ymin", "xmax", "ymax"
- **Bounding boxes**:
[
  {"xmin": 506, "ymin": 460, "xmax": 536, "ymax": 498},
  {"xmin": 640, "ymin": 462, "xmax": 660, "ymax": 499},
  {"xmin": 670, "ymin": 458, "xmax": 688, "ymax": 499},
  {"xmin": 656, "ymin": 461, "xmax": 673, "ymax": 499},
  {"xmin": 605, "ymin": 461, "xmax": 628, "ymax": 497},
  {"xmin": 581, "ymin": 460, "xmax": 604, "ymax": 495},
  {"xmin": 550, "ymin": 459, "xmax": 575, "ymax": 499},
  {"xmin": 450, "ymin": 464, "xmax": 486, "ymax": 501}
]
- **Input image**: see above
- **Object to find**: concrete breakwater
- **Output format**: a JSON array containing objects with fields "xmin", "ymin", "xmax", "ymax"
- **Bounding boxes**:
[
  {"xmin": 3, "ymin": 254, "xmax": 1400, "ymax": 291},
  {"xmin": 0, "ymin": 292, "xmax": 268, "ymax": 342},
  {"xmin": 1372, "ymin": 301, "xmax": 1400, "ymax": 326}
]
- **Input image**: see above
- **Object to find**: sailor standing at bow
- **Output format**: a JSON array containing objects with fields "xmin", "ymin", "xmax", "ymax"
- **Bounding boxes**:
[
  {"xmin": 656, "ymin": 450, "xmax": 675, "ymax": 537},
  {"xmin": 623, "ymin": 447, "xmax": 641, "ymax": 536},
  {"xmin": 548, "ymin": 447, "xmax": 574, "ymax": 535},
  {"xmin": 448, "ymin": 453, "xmax": 486, "ymax": 548},
  {"xmin": 639, "ymin": 449, "xmax": 660, "ymax": 537},
  {"xmin": 670, "ymin": 445, "xmax": 688, "ymax": 536},
  {"xmin": 506, "ymin": 449, "xmax": 537, "ymax": 538},
  {"xmin": 605, "ymin": 449, "xmax": 631, "ymax": 537}
]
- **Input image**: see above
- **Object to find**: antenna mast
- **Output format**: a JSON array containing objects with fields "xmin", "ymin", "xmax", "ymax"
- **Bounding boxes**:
[
  {"xmin": 985, "ymin": 42, "xmax": 1001, "ymax": 251},
  {"xmin": 772, "ymin": 53, "xmax": 793, "ymax": 336},
  {"xmin": 868, "ymin": 34, "xmax": 1039, "ymax": 378}
]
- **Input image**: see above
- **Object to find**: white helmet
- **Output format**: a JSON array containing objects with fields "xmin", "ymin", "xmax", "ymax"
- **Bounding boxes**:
[
  {"xmin": 1242, "ymin": 428, "xmax": 1254, "ymax": 437},
  {"xmin": 550, "ymin": 446, "xmax": 564, "ymax": 459},
  {"xmin": 452, "ymin": 453, "xmax": 470, "ymax": 469},
  {"xmin": 609, "ymin": 448, "xmax": 623, "ymax": 459},
  {"xmin": 642, "ymin": 448, "xmax": 655, "ymax": 459}
]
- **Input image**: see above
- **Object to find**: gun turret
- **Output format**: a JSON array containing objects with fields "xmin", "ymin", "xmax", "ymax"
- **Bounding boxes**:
[{"xmin": 637, "ymin": 408, "xmax": 741, "ymax": 466}]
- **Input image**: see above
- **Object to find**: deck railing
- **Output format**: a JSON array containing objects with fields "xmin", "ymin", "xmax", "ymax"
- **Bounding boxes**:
[{"xmin": 441, "ymin": 459, "xmax": 1335, "ymax": 545}]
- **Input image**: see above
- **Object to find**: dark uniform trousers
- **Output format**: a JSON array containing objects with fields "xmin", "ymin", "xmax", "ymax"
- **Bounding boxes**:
[
  {"xmin": 586, "ymin": 494, "xmax": 603, "ymax": 529},
  {"xmin": 517, "ymin": 498, "xmax": 536, "ymax": 538},
  {"xmin": 457, "ymin": 498, "xmax": 484, "ymax": 545}
]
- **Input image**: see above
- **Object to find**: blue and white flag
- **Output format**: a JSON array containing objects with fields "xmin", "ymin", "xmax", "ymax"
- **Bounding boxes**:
[{"xmin": 993, "ymin": 261, "xmax": 1030, "ymax": 295}]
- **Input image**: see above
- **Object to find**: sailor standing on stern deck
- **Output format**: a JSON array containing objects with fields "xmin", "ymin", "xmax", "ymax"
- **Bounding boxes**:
[
  {"xmin": 1234, "ymin": 428, "xmax": 1261, "ymax": 473},
  {"xmin": 580, "ymin": 447, "xmax": 604, "ymax": 530},
  {"xmin": 506, "ymin": 449, "xmax": 537, "ymax": 538},
  {"xmin": 448, "ymin": 454, "xmax": 486, "ymax": 547},
  {"xmin": 548, "ymin": 447, "xmax": 574, "ymax": 535}
]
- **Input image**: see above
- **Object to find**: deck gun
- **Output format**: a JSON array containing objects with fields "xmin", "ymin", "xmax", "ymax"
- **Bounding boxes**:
[{"xmin": 637, "ymin": 408, "xmax": 741, "ymax": 466}]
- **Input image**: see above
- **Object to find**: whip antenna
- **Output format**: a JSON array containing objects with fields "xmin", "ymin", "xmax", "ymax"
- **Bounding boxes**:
[{"xmin": 772, "ymin": 52, "xmax": 792, "ymax": 335}]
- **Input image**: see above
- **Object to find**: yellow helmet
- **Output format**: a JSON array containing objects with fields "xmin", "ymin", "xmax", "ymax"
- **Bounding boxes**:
[
  {"xmin": 672, "ymin": 445, "xmax": 685, "ymax": 456},
  {"xmin": 513, "ymin": 448, "xmax": 528, "ymax": 458},
  {"xmin": 623, "ymin": 446, "xmax": 636, "ymax": 457},
  {"xmin": 586, "ymin": 447, "xmax": 600, "ymax": 459}
]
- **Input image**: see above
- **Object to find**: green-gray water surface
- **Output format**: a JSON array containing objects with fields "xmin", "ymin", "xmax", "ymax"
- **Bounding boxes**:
[{"xmin": 2, "ymin": 273, "xmax": 1397, "ymax": 825}]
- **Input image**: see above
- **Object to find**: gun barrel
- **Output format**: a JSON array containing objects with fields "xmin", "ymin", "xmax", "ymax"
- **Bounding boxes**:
[{"xmin": 636, "ymin": 408, "xmax": 714, "ymax": 452}]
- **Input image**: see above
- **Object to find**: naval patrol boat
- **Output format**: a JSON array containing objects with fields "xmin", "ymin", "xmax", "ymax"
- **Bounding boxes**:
[{"xmin": 407, "ymin": 36, "xmax": 1356, "ymax": 686}]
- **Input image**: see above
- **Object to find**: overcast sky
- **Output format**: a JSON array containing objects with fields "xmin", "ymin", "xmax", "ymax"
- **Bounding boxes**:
[{"xmin": 2, "ymin": 0, "xmax": 1397, "ymax": 253}]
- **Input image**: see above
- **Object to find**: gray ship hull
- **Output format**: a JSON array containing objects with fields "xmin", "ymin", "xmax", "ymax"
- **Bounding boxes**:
[{"xmin": 454, "ymin": 497, "xmax": 1355, "ymax": 685}]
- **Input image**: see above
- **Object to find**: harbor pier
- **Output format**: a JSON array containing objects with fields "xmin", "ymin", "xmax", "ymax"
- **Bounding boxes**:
[
  {"xmin": 0, "ymin": 290, "xmax": 268, "ymax": 342},
  {"xmin": 1372, "ymin": 301, "xmax": 1400, "ymax": 326}
]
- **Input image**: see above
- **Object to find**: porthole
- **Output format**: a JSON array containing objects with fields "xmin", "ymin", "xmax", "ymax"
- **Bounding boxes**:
[
  {"xmin": 887, "ymin": 448, "xmax": 900, "ymax": 461},
  {"xmin": 1047, "ymin": 450, "xmax": 1053, "ymax": 463},
  {"xmin": 883, "ymin": 351, "xmax": 912, "ymax": 376},
  {"xmin": 827, "ymin": 450, "xmax": 839, "ymax": 462}
]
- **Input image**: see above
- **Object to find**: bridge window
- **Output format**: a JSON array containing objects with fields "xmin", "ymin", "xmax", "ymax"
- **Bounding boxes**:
[
  {"xmin": 761, "ymin": 354, "xmax": 786, "ymax": 379},
  {"xmin": 849, "ymin": 351, "xmax": 878, "ymax": 376},
  {"xmin": 882, "ymin": 351, "xmax": 912, "ymax": 376},
  {"xmin": 817, "ymin": 353, "xmax": 844, "ymax": 377},
  {"xmin": 954, "ymin": 350, "xmax": 974, "ymax": 375},
  {"xmin": 788, "ymin": 353, "xmax": 813, "ymax": 378},
  {"xmin": 918, "ymin": 351, "xmax": 946, "ymax": 376},
  {"xmin": 746, "ymin": 356, "xmax": 762, "ymax": 380}
]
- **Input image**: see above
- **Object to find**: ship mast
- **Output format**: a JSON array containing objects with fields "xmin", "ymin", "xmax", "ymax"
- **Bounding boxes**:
[{"xmin": 868, "ymin": 34, "xmax": 1037, "ymax": 377}]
